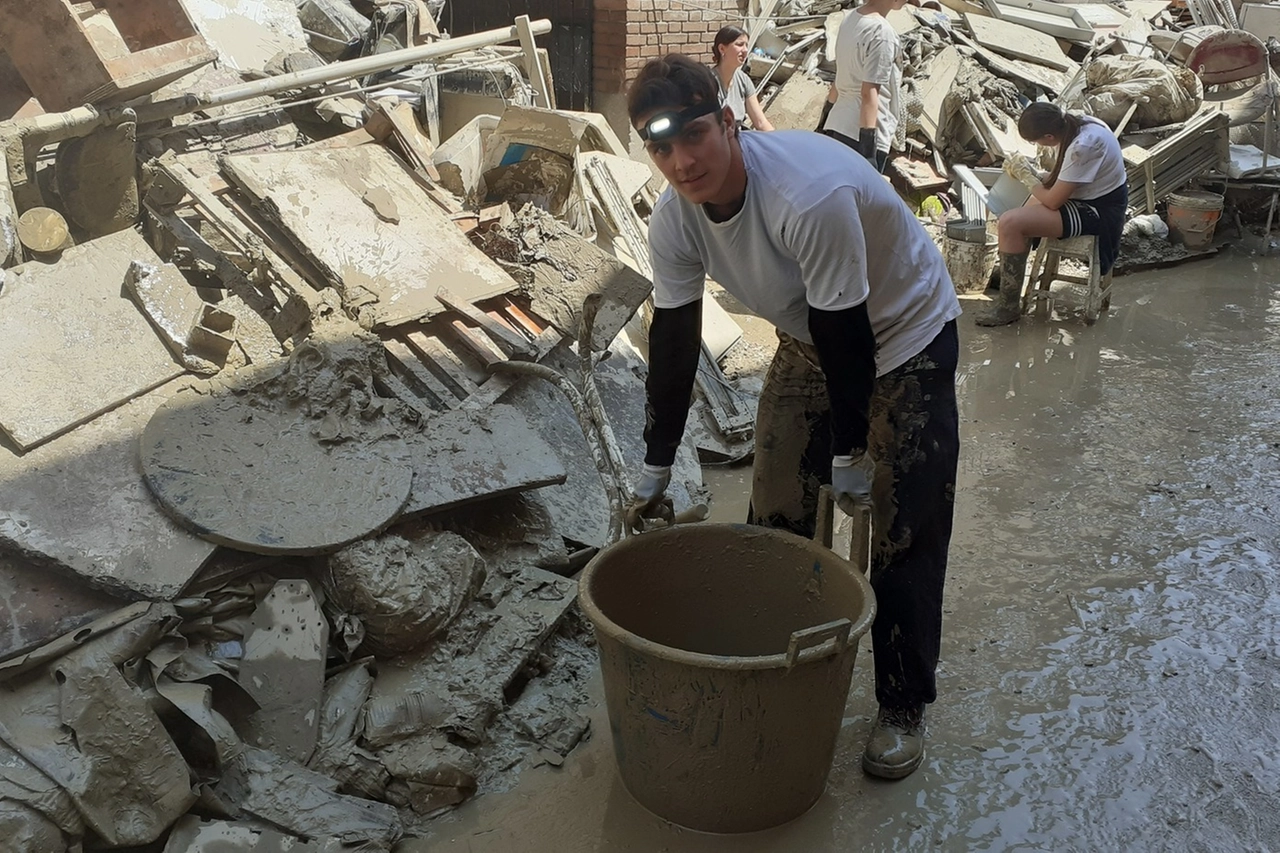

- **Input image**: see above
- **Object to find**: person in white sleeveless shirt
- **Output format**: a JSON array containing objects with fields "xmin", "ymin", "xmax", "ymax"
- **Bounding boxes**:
[{"xmin": 625, "ymin": 54, "xmax": 962, "ymax": 780}]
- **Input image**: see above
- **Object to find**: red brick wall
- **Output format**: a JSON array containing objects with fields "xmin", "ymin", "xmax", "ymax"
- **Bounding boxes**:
[{"xmin": 594, "ymin": 0, "xmax": 746, "ymax": 98}]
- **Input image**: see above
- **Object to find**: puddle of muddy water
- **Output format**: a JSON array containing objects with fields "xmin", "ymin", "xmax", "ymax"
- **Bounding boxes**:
[{"xmin": 405, "ymin": 250, "xmax": 1280, "ymax": 853}]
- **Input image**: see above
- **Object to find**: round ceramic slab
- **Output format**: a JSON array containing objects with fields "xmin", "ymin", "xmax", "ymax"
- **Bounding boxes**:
[{"xmin": 141, "ymin": 389, "xmax": 414, "ymax": 555}]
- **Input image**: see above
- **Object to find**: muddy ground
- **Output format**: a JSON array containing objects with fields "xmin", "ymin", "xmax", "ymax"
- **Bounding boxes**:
[{"xmin": 405, "ymin": 249, "xmax": 1280, "ymax": 852}]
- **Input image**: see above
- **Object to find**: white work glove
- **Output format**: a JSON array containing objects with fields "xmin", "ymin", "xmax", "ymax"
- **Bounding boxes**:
[
  {"xmin": 626, "ymin": 464, "xmax": 673, "ymax": 532},
  {"xmin": 831, "ymin": 454, "xmax": 875, "ymax": 515},
  {"xmin": 1004, "ymin": 153, "xmax": 1043, "ymax": 192}
]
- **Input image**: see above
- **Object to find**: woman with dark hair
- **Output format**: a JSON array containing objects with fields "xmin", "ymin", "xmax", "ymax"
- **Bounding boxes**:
[
  {"xmin": 710, "ymin": 25, "xmax": 774, "ymax": 131},
  {"xmin": 978, "ymin": 102, "xmax": 1128, "ymax": 326}
]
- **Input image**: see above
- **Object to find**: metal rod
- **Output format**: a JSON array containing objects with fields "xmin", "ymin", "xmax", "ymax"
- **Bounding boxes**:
[{"xmin": 134, "ymin": 18, "xmax": 551, "ymax": 124}]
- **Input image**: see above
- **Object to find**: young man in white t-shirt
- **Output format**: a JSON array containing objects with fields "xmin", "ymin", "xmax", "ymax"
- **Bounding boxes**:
[
  {"xmin": 625, "ymin": 54, "xmax": 962, "ymax": 780},
  {"xmin": 818, "ymin": 0, "xmax": 907, "ymax": 171}
]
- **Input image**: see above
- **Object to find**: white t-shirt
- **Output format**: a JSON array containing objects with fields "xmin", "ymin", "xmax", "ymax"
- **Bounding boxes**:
[
  {"xmin": 648, "ymin": 130, "xmax": 960, "ymax": 378},
  {"xmin": 826, "ymin": 11, "xmax": 902, "ymax": 153},
  {"xmin": 1058, "ymin": 116, "xmax": 1126, "ymax": 200}
]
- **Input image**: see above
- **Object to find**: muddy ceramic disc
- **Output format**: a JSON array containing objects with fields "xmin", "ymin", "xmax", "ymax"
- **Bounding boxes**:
[{"xmin": 140, "ymin": 389, "xmax": 414, "ymax": 555}]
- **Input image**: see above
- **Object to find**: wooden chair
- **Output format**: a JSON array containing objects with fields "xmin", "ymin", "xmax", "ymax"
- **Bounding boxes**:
[{"xmin": 1021, "ymin": 235, "xmax": 1113, "ymax": 324}]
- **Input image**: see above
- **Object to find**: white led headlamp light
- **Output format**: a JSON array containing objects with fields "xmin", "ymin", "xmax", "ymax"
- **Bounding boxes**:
[{"xmin": 638, "ymin": 101, "xmax": 722, "ymax": 142}]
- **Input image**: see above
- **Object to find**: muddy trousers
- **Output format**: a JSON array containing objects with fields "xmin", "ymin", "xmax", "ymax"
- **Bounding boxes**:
[{"xmin": 749, "ymin": 321, "xmax": 960, "ymax": 709}]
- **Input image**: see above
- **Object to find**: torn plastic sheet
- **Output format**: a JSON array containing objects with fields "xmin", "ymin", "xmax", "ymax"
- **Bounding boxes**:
[
  {"xmin": 216, "ymin": 747, "xmax": 402, "ymax": 845},
  {"xmin": 161, "ymin": 813, "xmax": 355, "ymax": 852},
  {"xmin": 0, "ymin": 604, "xmax": 194, "ymax": 847},
  {"xmin": 0, "ymin": 740, "xmax": 82, "ymax": 852},
  {"xmin": 374, "ymin": 735, "xmax": 478, "ymax": 816},
  {"xmin": 308, "ymin": 661, "xmax": 391, "ymax": 801},
  {"xmin": 155, "ymin": 678, "xmax": 244, "ymax": 770}
]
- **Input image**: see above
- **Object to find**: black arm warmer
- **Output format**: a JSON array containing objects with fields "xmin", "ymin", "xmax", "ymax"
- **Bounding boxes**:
[
  {"xmin": 643, "ymin": 301, "xmax": 703, "ymax": 467},
  {"xmin": 808, "ymin": 302, "xmax": 877, "ymax": 457}
]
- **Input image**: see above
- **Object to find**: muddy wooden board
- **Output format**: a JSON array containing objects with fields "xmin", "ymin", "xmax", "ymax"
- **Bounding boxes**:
[
  {"xmin": 919, "ymin": 46, "xmax": 962, "ymax": 146},
  {"xmin": 222, "ymin": 146, "xmax": 518, "ymax": 329},
  {"xmin": 964, "ymin": 14, "xmax": 1076, "ymax": 72},
  {"xmin": 0, "ymin": 228, "xmax": 184, "ymax": 451},
  {"xmin": 402, "ymin": 404, "xmax": 567, "ymax": 517},
  {"xmin": 0, "ymin": 378, "xmax": 217, "ymax": 600},
  {"xmin": 0, "ymin": 554, "xmax": 123, "ymax": 664},
  {"xmin": 140, "ymin": 383, "xmax": 414, "ymax": 555}
]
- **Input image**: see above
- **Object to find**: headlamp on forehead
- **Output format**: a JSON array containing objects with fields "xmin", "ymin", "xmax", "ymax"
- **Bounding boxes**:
[{"xmin": 638, "ymin": 101, "xmax": 722, "ymax": 142}]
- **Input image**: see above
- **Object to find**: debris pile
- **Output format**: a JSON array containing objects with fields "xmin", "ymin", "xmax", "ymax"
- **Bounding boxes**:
[
  {"xmin": 0, "ymin": 2, "xmax": 731, "ymax": 850},
  {"xmin": 749, "ymin": 0, "xmax": 1280, "ymax": 262}
]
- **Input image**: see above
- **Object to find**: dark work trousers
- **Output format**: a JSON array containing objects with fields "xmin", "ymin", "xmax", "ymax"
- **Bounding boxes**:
[
  {"xmin": 821, "ymin": 128, "xmax": 888, "ymax": 173},
  {"xmin": 748, "ymin": 320, "xmax": 960, "ymax": 710}
]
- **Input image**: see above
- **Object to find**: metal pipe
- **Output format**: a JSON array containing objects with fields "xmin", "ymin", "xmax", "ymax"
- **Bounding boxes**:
[
  {"xmin": 135, "ymin": 18, "xmax": 550, "ymax": 124},
  {"xmin": 205, "ymin": 19, "xmax": 550, "ymax": 108}
]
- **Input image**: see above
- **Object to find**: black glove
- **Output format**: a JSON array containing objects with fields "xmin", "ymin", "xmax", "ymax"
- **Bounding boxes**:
[
  {"xmin": 817, "ymin": 100, "xmax": 834, "ymax": 132},
  {"xmin": 856, "ymin": 127, "xmax": 878, "ymax": 162}
]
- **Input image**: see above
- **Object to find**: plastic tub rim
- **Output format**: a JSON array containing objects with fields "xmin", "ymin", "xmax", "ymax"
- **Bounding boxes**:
[{"xmin": 578, "ymin": 522, "xmax": 878, "ymax": 673}]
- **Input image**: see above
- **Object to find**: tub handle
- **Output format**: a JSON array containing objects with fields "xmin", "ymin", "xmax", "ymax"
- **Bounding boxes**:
[{"xmin": 786, "ymin": 619, "xmax": 853, "ymax": 668}]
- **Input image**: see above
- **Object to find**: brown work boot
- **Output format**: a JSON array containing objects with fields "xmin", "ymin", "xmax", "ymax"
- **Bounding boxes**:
[
  {"xmin": 974, "ymin": 251, "xmax": 1028, "ymax": 327},
  {"xmin": 862, "ymin": 703, "xmax": 926, "ymax": 780}
]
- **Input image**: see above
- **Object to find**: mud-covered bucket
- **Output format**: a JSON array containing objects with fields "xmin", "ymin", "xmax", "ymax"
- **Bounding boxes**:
[
  {"xmin": 578, "ymin": 524, "xmax": 876, "ymax": 833},
  {"xmin": 943, "ymin": 233, "xmax": 999, "ymax": 293},
  {"xmin": 1167, "ymin": 190, "xmax": 1223, "ymax": 249}
]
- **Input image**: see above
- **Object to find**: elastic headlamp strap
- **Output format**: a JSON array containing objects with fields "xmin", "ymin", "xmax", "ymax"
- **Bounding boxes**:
[{"xmin": 640, "ymin": 101, "xmax": 721, "ymax": 141}]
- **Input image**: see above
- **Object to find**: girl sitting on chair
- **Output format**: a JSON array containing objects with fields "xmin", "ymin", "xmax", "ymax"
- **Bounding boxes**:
[{"xmin": 978, "ymin": 103, "xmax": 1127, "ymax": 326}]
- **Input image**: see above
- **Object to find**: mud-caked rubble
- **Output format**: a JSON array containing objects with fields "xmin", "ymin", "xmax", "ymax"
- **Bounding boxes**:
[
  {"xmin": 753, "ymin": 0, "xmax": 1280, "ymax": 270},
  {"xmin": 5, "ymin": 0, "xmax": 1279, "ymax": 848},
  {"xmin": 0, "ymin": 1, "xmax": 728, "ymax": 850}
]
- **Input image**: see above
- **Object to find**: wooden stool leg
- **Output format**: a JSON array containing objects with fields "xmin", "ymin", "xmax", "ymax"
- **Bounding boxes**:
[
  {"xmin": 1023, "ymin": 241, "xmax": 1049, "ymax": 313},
  {"xmin": 1038, "ymin": 250, "xmax": 1059, "ymax": 313},
  {"xmin": 1084, "ymin": 241, "xmax": 1101, "ymax": 324},
  {"xmin": 1100, "ymin": 271, "xmax": 1113, "ymax": 312}
]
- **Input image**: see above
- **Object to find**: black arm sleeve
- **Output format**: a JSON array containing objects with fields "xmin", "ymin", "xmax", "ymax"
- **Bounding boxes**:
[
  {"xmin": 808, "ymin": 302, "xmax": 877, "ymax": 458},
  {"xmin": 643, "ymin": 301, "xmax": 703, "ymax": 467}
]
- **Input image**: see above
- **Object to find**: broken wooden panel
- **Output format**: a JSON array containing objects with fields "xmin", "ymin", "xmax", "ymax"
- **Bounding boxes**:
[
  {"xmin": 0, "ymin": 555, "xmax": 123, "ymax": 666},
  {"xmin": 0, "ymin": 378, "xmax": 217, "ymax": 601},
  {"xmin": 239, "ymin": 580, "xmax": 328, "ymax": 764},
  {"xmin": 964, "ymin": 14, "xmax": 1076, "ymax": 72},
  {"xmin": 0, "ymin": 228, "xmax": 185, "ymax": 451},
  {"xmin": 919, "ymin": 46, "xmax": 962, "ymax": 146},
  {"xmin": 221, "ymin": 146, "xmax": 519, "ymax": 329},
  {"xmin": 368, "ymin": 566, "xmax": 577, "ymax": 744},
  {"xmin": 182, "ymin": 0, "xmax": 309, "ymax": 74},
  {"xmin": 0, "ymin": 0, "xmax": 214, "ymax": 110},
  {"xmin": 400, "ymin": 404, "xmax": 567, "ymax": 517}
]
